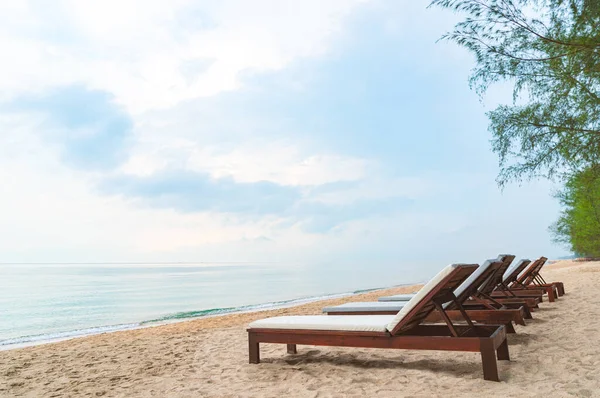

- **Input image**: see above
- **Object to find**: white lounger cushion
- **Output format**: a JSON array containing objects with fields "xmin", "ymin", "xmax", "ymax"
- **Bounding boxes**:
[
  {"xmin": 378, "ymin": 293, "xmax": 416, "ymax": 302},
  {"xmin": 455, "ymin": 259, "xmax": 494, "ymax": 297},
  {"xmin": 385, "ymin": 264, "xmax": 461, "ymax": 333},
  {"xmin": 248, "ymin": 315, "xmax": 395, "ymax": 333},
  {"xmin": 322, "ymin": 302, "xmax": 406, "ymax": 313},
  {"xmin": 380, "ymin": 261, "xmax": 492, "ymax": 303},
  {"xmin": 503, "ymin": 259, "xmax": 529, "ymax": 282}
]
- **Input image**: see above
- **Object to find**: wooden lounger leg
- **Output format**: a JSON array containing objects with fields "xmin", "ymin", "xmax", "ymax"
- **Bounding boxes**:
[
  {"xmin": 287, "ymin": 344, "xmax": 297, "ymax": 354},
  {"xmin": 249, "ymin": 333, "xmax": 260, "ymax": 364},
  {"xmin": 546, "ymin": 286, "xmax": 556, "ymax": 302},
  {"xmin": 521, "ymin": 305, "xmax": 533, "ymax": 319},
  {"xmin": 545, "ymin": 283, "xmax": 563, "ymax": 296},
  {"xmin": 505, "ymin": 322, "xmax": 515, "ymax": 334},
  {"xmin": 496, "ymin": 339, "xmax": 510, "ymax": 361},
  {"xmin": 480, "ymin": 339, "xmax": 500, "ymax": 382}
]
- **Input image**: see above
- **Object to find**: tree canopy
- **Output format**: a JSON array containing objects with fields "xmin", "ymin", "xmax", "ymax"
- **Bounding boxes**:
[
  {"xmin": 550, "ymin": 165, "xmax": 600, "ymax": 256},
  {"xmin": 431, "ymin": 0, "xmax": 600, "ymax": 186}
]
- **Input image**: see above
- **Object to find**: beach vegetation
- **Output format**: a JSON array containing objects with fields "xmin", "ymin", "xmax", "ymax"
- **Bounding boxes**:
[
  {"xmin": 550, "ymin": 165, "xmax": 600, "ymax": 256},
  {"xmin": 431, "ymin": 0, "xmax": 600, "ymax": 187}
]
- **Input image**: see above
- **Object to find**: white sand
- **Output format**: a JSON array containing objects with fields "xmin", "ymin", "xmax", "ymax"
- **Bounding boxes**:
[{"xmin": 1, "ymin": 260, "xmax": 599, "ymax": 397}]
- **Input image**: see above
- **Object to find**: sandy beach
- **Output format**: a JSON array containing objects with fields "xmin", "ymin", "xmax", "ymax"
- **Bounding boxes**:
[{"xmin": 1, "ymin": 260, "xmax": 599, "ymax": 397}]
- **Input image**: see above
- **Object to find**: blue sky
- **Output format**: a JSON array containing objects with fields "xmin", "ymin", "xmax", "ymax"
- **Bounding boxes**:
[{"xmin": 0, "ymin": 0, "xmax": 568, "ymax": 272}]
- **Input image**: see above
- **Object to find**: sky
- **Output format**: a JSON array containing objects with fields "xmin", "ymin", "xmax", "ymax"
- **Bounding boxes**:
[{"xmin": 0, "ymin": 0, "xmax": 570, "ymax": 270}]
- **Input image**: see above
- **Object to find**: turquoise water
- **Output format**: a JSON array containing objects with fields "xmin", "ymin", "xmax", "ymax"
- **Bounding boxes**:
[{"xmin": 0, "ymin": 262, "xmax": 425, "ymax": 348}]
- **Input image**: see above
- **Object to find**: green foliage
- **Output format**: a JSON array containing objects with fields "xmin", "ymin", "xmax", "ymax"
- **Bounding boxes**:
[
  {"xmin": 430, "ymin": 0, "xmax": 600, "ymax": 186},
  {"xmin": 550, "ymin": 166, "xmax": 600, "ymax": 256}
]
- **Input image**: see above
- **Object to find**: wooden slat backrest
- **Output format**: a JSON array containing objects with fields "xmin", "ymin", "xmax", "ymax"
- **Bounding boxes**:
[
  {"xmin": 521, "ymin": 257, "xmax": 548, "ymax": 285},
  {"xmin": 503, "ymin": 259, "xmax": 531, "ymax": 287},
  {"xmin": 390, "ymin": 264, "xmax": 478, "ymax": 335},
  {"xmin": 515, "ymin": 259, "xmax": 539, "ymax": 284},
  {"xmin": 478, "ymin": 254, "xmax": 515, "ymax": 295},
  {"xmin": 446, "ymin": 260, "xmax": 503, "ymax": 309}
]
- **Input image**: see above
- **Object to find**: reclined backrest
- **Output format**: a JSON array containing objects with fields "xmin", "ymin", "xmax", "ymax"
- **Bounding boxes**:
[
  {"xmin": 520, "ymin": 256, "xmax": 548, "ymax": 285},
  {"xmin": 386, "ymin": 264, "xmax": 478, "ymax": 335},
  {"xmin": 445, "ymin": 259, "xmax": 503, "ymax": 309},
  {"xmin": 478, "ymin": 254, "xmax": 515, "ymax": 295},
  {"xmin": 503, "ymin": 259, "xmax": 531, "ymax": 286}
]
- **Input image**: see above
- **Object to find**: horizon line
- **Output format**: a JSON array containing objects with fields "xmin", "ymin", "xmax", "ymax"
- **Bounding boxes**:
[{"xmin": 0, "ymin": 261, "xmax": 282, "ymax": 265}]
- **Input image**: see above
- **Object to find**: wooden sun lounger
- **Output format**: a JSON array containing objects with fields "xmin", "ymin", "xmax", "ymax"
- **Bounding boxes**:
[
  {"xmin": 462, "ymin": 254, "xmax": 536, "ymax": 317},
  {"xmin": 499, "ymin": 257, "xmax": 558, "ymax": 300},
  {"xmin": 502, "ymin": 259, "xmax": 532, "ymax": 287},
  {"xmin": 375, "ymin": 254, "xmax": 536, "ymax": 316},
  {"xmin": 248, "ymin": 264, "xmax": 509, "ymax": 381},
  {"xmin": 491, "ymin": 257, "xmax": 557, "ymax": 302},
  {"xmin": 529, "ymin": 259, "xmax": 564, "ymax": 295},
  {"xmin": 480, "ymin": 258, "xmax": 538, "ymax": 313},
  {"xmin": 378, "ymin": 254, "xmax": 525, "ymax": 304},
  {"xmin": 323, "ymin": 259, "xmax": 526, "ymax": 332},
  {"xmin": 438, "ymin": 259, "xmax": 526, "ymax": 330},
  {"xmin": 378, "ymin": 254, "xmax": 542, "ymax": 319},
  {"xmin": 512, "ymin": 257, "xmax": 565, "ymax": 297},
  {"xmin": 478, "ymin": 254, "xmax": 546, "ymax": 304}
]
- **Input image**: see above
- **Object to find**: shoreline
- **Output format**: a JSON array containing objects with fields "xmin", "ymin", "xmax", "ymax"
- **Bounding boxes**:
[
  {"xmin": 2, "ymin": 259, "xmax": 596, "ymax": 397},
  {"xmin": 1, "ymin": 259, "xmax": 575, "ymax": 352},
  {"xmin": 1, "ymin": 282, "xmax": 422, "ymax": 352}
]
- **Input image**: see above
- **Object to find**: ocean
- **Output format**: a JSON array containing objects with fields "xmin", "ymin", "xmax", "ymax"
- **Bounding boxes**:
[{"xmin": 0, "ymin": 261, "xmax": 426, "ymax": 349}]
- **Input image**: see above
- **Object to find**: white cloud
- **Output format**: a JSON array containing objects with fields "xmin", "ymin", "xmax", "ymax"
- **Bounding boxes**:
[
  {"xmin": 0, "ymin": 0, "xmax": 568, "ymax": 265},
  {"xmin": 0, "ymin": 114, "xmax": 381, "ymax": 262},
  {"xmin": 0, "ymin": 0, "xmax": 370, "ymax": 113},
  {"xmin": 0, "ymin": 133, "xmax": 280, "ymax": 260},
  {"xmin": 307, "ymin": 176, "xmax": 434, "ymax": 205},
  {"xmin": 0, "ymin": 0, "xmax": 382, "ymax": 198},
  {"xmin": 120, "ymin": 139, "xmax": 371, "ymax": 186},
  {"xmin": 0, "ymin": 111, "xmax": 565, "ymax": 263}
]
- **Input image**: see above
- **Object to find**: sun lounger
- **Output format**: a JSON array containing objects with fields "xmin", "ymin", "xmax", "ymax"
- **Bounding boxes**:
[
  {"xmin": 460, "ymin": 255, "xmax": 537, "ymax": 316},
  {"xmin": 492, "ymin": 257, "xmax": 559, "ymax": 302},
  {"xmin": 248, "ymin": 264, "xmax": 510, "ymax": 381},
  {"xmin": 513, "ymin": 257, "xmax": 564, "ymax": 296},
  {"xmin": 323, "ymin": 259, "xmax": 526, "ymax": 331},
  {"xmin": 502, "ymin": 259, "xmax": 532, "ymax": 286},
  {"xmin": 377, "ymin": 254, "xmax": 537, "ymax": 310},
  {"xmin": 473, "ymin": 254, "xmax": 548, "ymax": 304},
  {"xmin": 378, "ymin": 254, "xmax": 516, "ymax": 303}
]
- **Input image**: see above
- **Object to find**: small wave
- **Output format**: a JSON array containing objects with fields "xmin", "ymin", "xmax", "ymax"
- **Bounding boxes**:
[
  {"xmin": 0, "ymin": 294, "xmax": 353, "ymax": 350},
  {"xmin": 353, "ymin": 287, "xmax": 383, "ymax": 294},
  {"xmin": 354, "ymin": 282, "xmax": 420, "ymax": 295},
  {"xmin": 142, "ymin": 307, "xmax": 238, "ymax": 323},
  {"xmin": 0, "ymin": 323, "xmax": 140, "ymax": 350},
  {"xmin": 142, "ymin": 292, "xmax": 355, "ymax": 324},
  {"xmin": 0, "ymin": 283, "xmax": 416, "ymax": 351}
]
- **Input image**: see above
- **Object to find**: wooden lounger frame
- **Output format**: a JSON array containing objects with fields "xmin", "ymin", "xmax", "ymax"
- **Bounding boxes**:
[
  {"xmin": 478, "ymin": 255, "xmax": 546, "ymax": 304},
  {"xmin": 461, "ymin": 300, "xmax": 532, "ymax": 319},
  {"xmin": 502, "ymin": 259, "xmax": 533, "ymax": 288},
  {"xmin": 512, "ymin": 257, "xmax": 565, "ymax": 297},
  {"xmin": 491, "ymin": 264, "xmax": 552, "ymax": 302},
  {"xmin": 323, "ymin": 309, "xmax": 521, "ymax": 334},
  {"xmin": 324, "ymin": 260, "xmax": 526, "ymax": 332},
  {"xmin": 248, "ymin": 265, "xmax": 509, "ymax": 381},
  {"xmin": 444, "ymin": 259, "xmax": 525, "ymax": 329},
  {"xmin": 461, "ymin": 255, "xmax": 536, "ymax": 317},
  {"xmin": 504, "ymin": 257, "xmax": 558, "ymax": 301}
]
